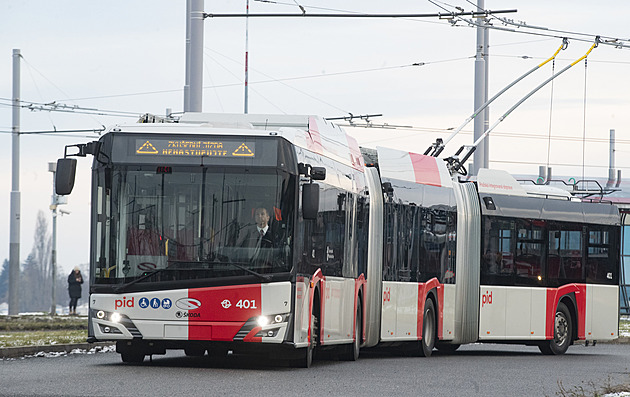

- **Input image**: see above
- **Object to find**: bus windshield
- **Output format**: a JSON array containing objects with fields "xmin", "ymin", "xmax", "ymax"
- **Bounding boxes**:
[{"xmin": 91, "ymin": 165, "xmax": 295, "ymax": 289}]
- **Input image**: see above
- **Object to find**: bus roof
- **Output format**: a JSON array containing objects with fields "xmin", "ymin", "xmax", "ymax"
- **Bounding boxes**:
[{"xmin": 109, "ymin": 113, "xmax": 364, "ymax": 171}]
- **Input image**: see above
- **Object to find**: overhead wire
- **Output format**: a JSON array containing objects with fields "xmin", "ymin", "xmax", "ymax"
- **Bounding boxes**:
[
  {"xmin": 58, "ymin": 57, "xmax": 471, "ymax": 103},
  {"xmin": 204, "ymin": 52, "xmax": 287, "ymax": 114},
  {"xmin": 428, "ymin": 0, "xmax": 630, "ymax": 50},
  {"xmin": 253, "ymin": 0, "xmax": 449, "ymax": 25},
  {"xmin": 20, "ymin": 56, "xmax": 113, "ymax": 128},
  {"xmin": 206, "ymin": 48, "xmax": 349, "ymax": 114},
  {"xmin": 0, "ymin": 98, "xmax": 144, "ymax": 118}
]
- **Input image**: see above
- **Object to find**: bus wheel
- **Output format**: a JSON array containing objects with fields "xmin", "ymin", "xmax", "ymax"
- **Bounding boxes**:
[
  {"xmin": 184, "ymin": 346, "xmax": 206, "ymax": 357},
  {"xmin": 419, "ymin": 298, "xmax": 436, "ymax": 357},
  {"xmin": 295, "ymin": 312, "xmax": 318, "ymax": 368},
  {"xmin": 435, "ymin": 343, "xmax": 460, "ymax": 354},
  {"xmin": 342, "ymin": 302, "xmax": 362, "ymax": 361},
  {"xmin": 120, "ymin": 350, "xmax": 145, "ymax": 363},
  {"xmin": 539, "ymin": 302, "xmax": 572, "ymax": 355}
]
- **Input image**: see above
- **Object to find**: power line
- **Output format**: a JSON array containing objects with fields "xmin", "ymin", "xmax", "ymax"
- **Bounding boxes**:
[
  {"xmin": 0, "ymin": 98, "xmax": 143, "ymax": 118},
  {"xmin": 0, "ymin": 129, "xmax": 104, "ymax": 137},
  {"xmin": 204, "ymin": 9, "xmax": 518, "ymax": 19},
  {"xmin": 253, "ymin": 0, "xmax": 447, "ymax": 25},
  {"xmin": 423, "ymin": 0, "xmax": 630, "ymax": 50}
]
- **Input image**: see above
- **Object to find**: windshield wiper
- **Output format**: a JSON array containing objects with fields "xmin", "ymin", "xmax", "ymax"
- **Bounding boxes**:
[
  {"xmin": 113, "ymin": 267, "xmax": 172, "ymax": 293},
  {"xmin": 112, "ymin": 260, "xmax": 272, "ymax": 293},
  {"xmin": 219, "ymin": 262, "xmax": 272, "ymax": 282}
]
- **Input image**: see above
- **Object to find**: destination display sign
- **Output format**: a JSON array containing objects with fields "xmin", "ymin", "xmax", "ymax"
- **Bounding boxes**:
[{"xmin": 135, "ymin": 139, "xmax": 255, "ymax": 158}]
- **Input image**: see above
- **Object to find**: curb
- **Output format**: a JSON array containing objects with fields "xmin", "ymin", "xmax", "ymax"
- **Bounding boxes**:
[{"xmin": 0, "ymin": 342, "xmax": 113, "ymax": 359}]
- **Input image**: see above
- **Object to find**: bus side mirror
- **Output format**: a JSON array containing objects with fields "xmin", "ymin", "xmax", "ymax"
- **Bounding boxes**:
[
  {"xmin": 55, "ymin": 158, "xmax": 77, "ymax": 195},
  {"xmin": 310, "ymin": 167, "xmax": 326, "ymax": 181},
  {"xmin": 302, "ymin": 183, "xmax": 320, "ymax": 220}
]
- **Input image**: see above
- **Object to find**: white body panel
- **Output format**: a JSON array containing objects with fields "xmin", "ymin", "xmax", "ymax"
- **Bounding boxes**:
[
  {"xmin": 322, "ymin": 277, "xmax": 355, "ymax": 345},
  {"xmin": 381, "ymin": 281, "xmax": 418, "ymax": 341},
  {"xmin": 587, "ymin": 284, "xmax": 619, "ymax": 340},
  {"xmin": 478, "ymin": 286, "xmax": 547, "ymax": 340},
  {"xmin": 441, "ymin": 285, "xmax": 456, "ymax": 340}
]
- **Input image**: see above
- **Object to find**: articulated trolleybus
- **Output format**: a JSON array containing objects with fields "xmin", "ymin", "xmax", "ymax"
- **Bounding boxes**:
[{"xmin": 55, "ymin": 113, "xmax": 619, "ymax": 366}]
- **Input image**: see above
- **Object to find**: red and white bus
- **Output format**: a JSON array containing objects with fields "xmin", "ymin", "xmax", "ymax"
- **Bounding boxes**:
[{"xmin": 55, "ymin": 113, "xmax": 620, "ymax": 366}]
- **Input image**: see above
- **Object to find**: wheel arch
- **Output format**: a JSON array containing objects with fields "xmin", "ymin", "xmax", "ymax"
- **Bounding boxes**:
[{"xmin": 559, "ymin": 293, "xmax": 578, "ymax": 342}]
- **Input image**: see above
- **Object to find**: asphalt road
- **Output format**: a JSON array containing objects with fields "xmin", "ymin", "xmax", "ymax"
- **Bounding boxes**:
[{"xmin": 2, "ymin": 343, "xmax": 629, "ymax": 396}]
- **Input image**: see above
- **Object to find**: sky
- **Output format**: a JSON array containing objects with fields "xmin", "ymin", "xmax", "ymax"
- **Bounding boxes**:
[{"xmin": 2, "ymin": 0, "xmax": 630, "ymax": 274}]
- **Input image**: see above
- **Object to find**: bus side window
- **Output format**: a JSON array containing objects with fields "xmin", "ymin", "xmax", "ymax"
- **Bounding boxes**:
[{"xmin": 586, "ymin": 226, "xmax": 617, "ymax": 284}]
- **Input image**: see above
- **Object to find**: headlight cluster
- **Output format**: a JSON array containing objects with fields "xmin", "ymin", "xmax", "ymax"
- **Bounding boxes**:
[
  {"xmin": 256, "ymin": 313, "xmax": 289, "ymax": 327},
  {"xmin": 93, "ymin": 309, "xmax": 122, "ymax": 323}
]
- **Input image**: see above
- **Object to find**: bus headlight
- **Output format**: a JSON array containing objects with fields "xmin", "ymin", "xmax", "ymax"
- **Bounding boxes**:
[
  {"xmin": 96, "ymin": 310, "xmax": 106, "ymax": 319},
  {"xmin": 110, "ymin": 312, "xmax": 122, "ymax": 323},
  {"xmin": 256, "ymin": 314, "xmax": 288, "ymax": 327}
]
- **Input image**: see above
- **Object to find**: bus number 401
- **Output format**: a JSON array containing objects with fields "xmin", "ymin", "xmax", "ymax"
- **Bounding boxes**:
[{"xmin": 236, "ymin": 299, "xmax": 257, "ymax": 309}]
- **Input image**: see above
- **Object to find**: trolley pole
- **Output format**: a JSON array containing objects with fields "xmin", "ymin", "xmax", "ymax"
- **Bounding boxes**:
[
  {"xmin": 49, "ymin": 163, "xmax": 58, "ymax": 315},
  {"xmin": 9, "ymin": 49, "xmax": 21, "ymax": 315},
  {"xmin": 244, "ymin": 0, "xmax": 250, "ymax": 114}
]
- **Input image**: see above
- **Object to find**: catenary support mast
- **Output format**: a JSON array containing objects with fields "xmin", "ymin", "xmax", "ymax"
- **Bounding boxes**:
[{"xmin": 9, "ymin": 49, "xmax": 21, "ymax": 315}]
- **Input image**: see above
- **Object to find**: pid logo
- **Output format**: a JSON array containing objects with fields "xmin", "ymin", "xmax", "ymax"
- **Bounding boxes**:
[
  {"xmin": 482, "ymin": 290, "xmax": 493, "ymax": 307},
  {"xmin": 115, "ymin": 297, "xmax": 134, "ymax": 310}
]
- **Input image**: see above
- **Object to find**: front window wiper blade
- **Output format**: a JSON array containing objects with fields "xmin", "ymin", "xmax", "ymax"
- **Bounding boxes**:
[
  {"xmin": 215, "ymin": 261, "xmax": 272, "ymax": 282},
  {"xmin": 113, "ymin": 267, "xmax": 172, "ymax": 293}
]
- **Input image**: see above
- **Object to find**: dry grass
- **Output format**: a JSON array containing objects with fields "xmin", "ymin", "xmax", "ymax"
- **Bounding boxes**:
[
  {"xmin": 0, "ymin": 314, "xmax": 87, "ymax": 331},
  {"xmin": 0, "ymin": 329, "xmax": 87, "ymax": 348}
]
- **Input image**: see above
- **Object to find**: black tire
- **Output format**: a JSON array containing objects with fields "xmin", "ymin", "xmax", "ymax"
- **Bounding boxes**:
[
  {"xmin": 342, "ymin": 302, "xmax": 362, "ymax": 361},
  {"xmin": 435, "ymin": 343, "xmax": 460, "ymax": 354},
  {"xmin": 120, "ymin": 350, "xmax": 145, "ymax": 363},
  {"xmin": 207, "ymin": 346, "xmax": 228, "ymax": 359},
  {"xmin": 184, "ymin": 346, "xmax": 206, "ymax": 357},
  {"xmin": 419, "ymin": 298, "xmax": 436, "ymax": 357},
  {"xmin": 539, "ymin": 301, "xmax": 572, "ymax": 355},
  {"xmin": 295, "ymin": 312, "xmax": 317, "ymax": 368}
]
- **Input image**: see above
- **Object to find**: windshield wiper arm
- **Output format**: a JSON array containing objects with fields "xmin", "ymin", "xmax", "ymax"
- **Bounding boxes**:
[
  {"xmin": 113, "ymin": 267, "xmax": 171, "ymax": 293},
  {"xmin": 224, "ymin": 262, "xmax": 272, "ymax": 282}
]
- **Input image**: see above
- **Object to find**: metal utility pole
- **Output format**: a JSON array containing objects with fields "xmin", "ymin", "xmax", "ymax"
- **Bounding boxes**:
[
  {"xmin": 483, "ymin": 18, "xmax": 490, "ymax": 169},
  {"xmin": 185, "ymin": 0, "xmax": 204, "ymax": 112},
  {"xmin": 48, "ymin": 163, "xmax": 58, "ymax": 315},
  {"xmin": 472, "ymin": 0, "xmax": 487, "ymax": 175},
  {"xmin": 244, "ymin": 0, "xmax": 250, "ymax": 114},
  {"xmin": 9, "ymin": 49, "xmax": 21, "ymax": 315},
  {"xmin": 184, "ymin": 0, "xmax": 191, "ymax": 112},
  {"xmin": 607, "ymin": 129, "xmax": 616, "ymax": 188}
]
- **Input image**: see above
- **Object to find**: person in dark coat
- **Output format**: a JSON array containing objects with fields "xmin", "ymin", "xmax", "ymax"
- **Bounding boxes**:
[{"xmin": 67, "ymin": 266, "xmax": 84, "ymax": 315}]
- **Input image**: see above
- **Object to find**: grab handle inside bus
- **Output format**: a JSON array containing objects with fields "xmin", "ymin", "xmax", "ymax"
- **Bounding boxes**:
[{"xmin": 55, "ymin": 158, "xmax": 78, "ymax": 196}]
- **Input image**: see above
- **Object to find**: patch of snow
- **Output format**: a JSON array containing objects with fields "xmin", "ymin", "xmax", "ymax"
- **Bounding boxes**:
[{"xmin": 20, "ymin": 344, "xmax": 116, "ymax": 359}]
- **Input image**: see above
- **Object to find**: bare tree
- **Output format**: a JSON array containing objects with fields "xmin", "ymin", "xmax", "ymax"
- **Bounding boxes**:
[{"xmin": 20, "ymin": 211, "xmax": 52, "ymax": 312}]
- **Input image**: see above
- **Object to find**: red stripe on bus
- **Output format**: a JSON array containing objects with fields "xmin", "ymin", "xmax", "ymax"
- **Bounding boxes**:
[
  {"xmin": 307, "ymin": 117, "xmax": 324, "ymax": 155},
  {"xmin": 545, "ymin": 284, "xmax": 587, "ymax": 340},
  {"xmin": 417, "ymin": 278, "xmax": 441, "ymax": 341},
  {"xmin": 409, "ymin": 153, "xmax": 441, "ymax": 187},
  {"xmin": 187, "ymin": 284, "xmax": 262, "ymax": 340}
]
